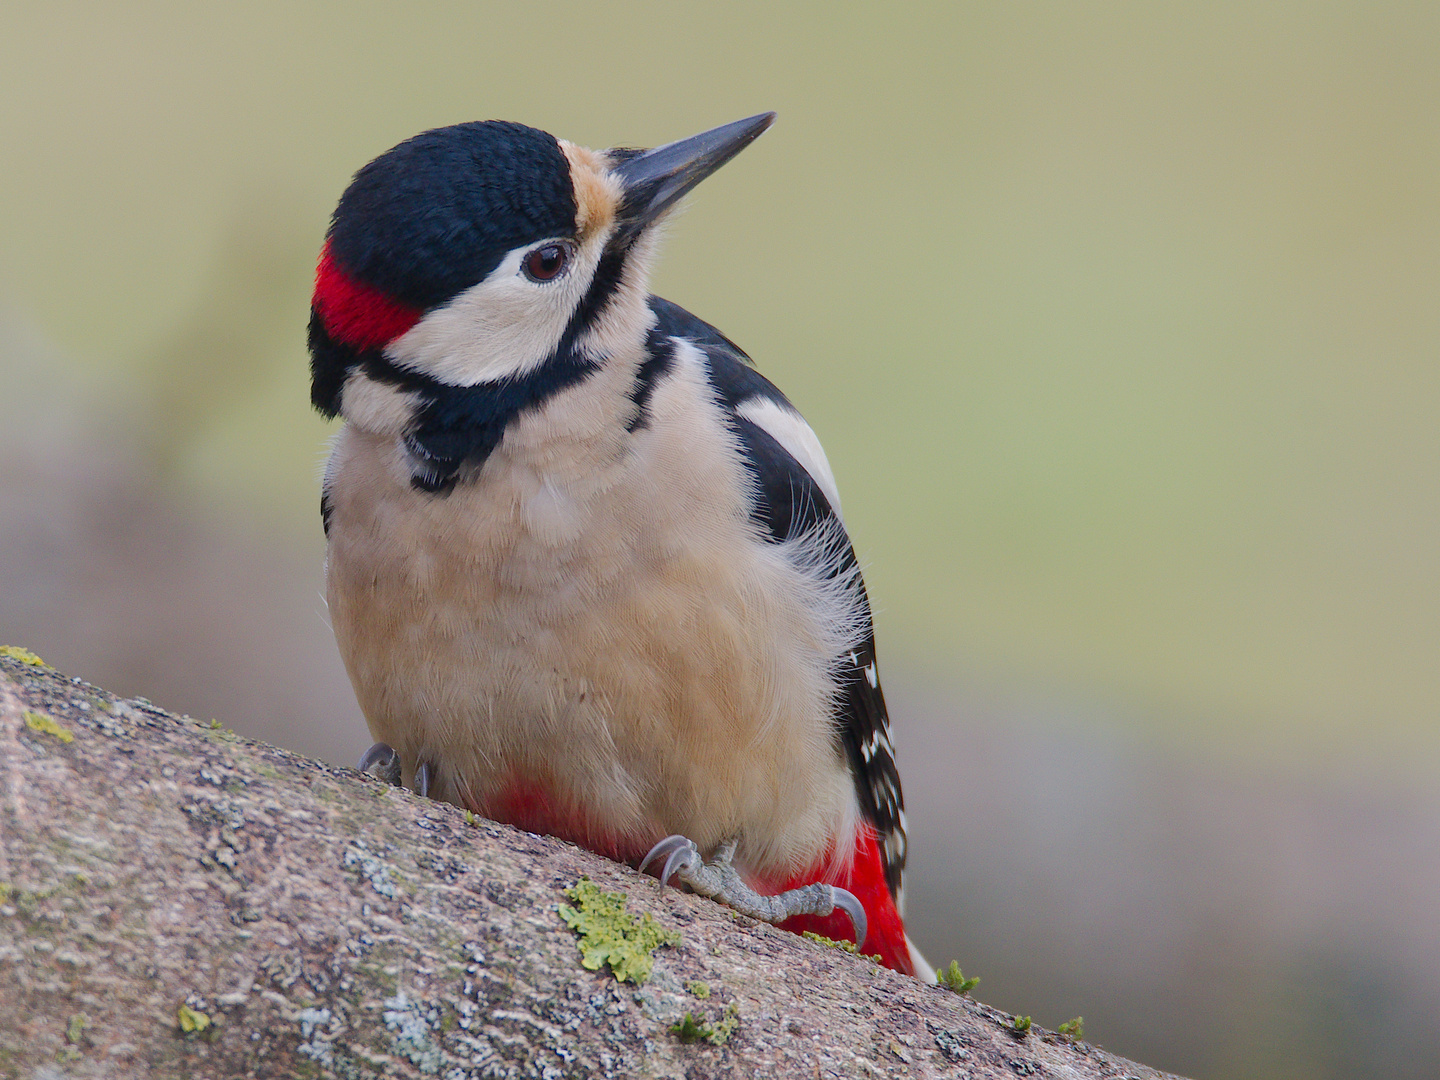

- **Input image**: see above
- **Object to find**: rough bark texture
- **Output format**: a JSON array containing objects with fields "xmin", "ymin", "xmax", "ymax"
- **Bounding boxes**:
[{"xmin": 0, "ymin": 654, "xmax": 1186, "ymax": 1079}]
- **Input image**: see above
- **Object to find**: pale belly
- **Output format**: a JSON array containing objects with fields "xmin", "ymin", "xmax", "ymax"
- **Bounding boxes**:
[{"xmin": 323, "ymin": 422, "xmax": 857, "ymax": 878}]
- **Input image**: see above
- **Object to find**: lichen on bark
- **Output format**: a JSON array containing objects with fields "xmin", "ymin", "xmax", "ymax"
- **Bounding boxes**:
[{"xmin": 0, "ymin": 655, "xmax": 1186, "ymax": 1079}]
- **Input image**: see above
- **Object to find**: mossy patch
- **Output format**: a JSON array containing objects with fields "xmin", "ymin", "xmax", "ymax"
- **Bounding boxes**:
[
  {"xmin": 558, "ymin": 877, "xmax": 679, "ymax": 985},
  {"xmin": 0, "ymin": 645, "xmax": 47, "ymax": 666},
  {"xmin": 939, "ymin": 960, "xmax": 980, "ymax": 995},
  {"xmin": 1011, "ymin": 1014, "xmax": 1032, "ymax": 1035},
  {"xmin": 23, "ymin": 711, "xmax": 73, "ymax": 744},
  {"xmin": 1057, "ymin": 1016, "xmax": 1084, "ymax": 1039},
  {"xmin": 686, "ymin": 980, "xmax": 710, "ymax": 999},
  {"xmin": 204, "ymin": 720, "xmax": 239, "ymax": 742},
  {"xmin": 672, "ymin": 1003, "xmax": 739, "ymax": 1046}
]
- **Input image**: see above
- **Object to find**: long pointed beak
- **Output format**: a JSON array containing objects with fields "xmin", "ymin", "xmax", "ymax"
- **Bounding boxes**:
[{"xmin": 611, "ymin": 112, "xmax": 776, "ymax": 245}]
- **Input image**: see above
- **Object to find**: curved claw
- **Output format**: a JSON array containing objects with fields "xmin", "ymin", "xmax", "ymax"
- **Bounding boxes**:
[
  {"xmin": 830, "ymin": 886, "xmax": 868, "ymax": 952},
  {"xmin": 358, "ymin": 743, "xmax": 402, "ymax": 787},
  {"xmin": 640, "ymin": 834, "xmax": 694, "ymax": 878},
  {"xmin": 660, "ymin": 843, "xmax": 699, "ymax": 888},
  {"xmin": 414, "ymin": 760, "xmax": 433, "ymax": 799},
  {"xmin": 357, "ymin": 742, "xmax": 397, "ymax": 773}
]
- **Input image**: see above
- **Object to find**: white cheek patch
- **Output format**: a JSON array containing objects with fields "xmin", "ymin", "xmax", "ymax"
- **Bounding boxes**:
[
  {"xmin": 384, "ymin": 239, "xmax": 602, "ymax": 386},
  {"xmin": 734, "ymin": 395, "xmax": 844, "ymax": 520}
]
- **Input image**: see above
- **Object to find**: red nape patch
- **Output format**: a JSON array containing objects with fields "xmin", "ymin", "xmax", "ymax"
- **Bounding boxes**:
[
  {"xmin": 769, "ymin": 825, "xmax": 915, "ymax": 976},
  {"xmin": 312, "ymin": 240, "xmax": 422, "ymax": 350}
]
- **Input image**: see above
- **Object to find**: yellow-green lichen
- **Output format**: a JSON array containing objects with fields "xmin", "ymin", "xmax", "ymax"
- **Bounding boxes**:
[
  {"xmin": 177, "ymin": 1004, "xmax": 211, "ymax": 1034},
  {"xmin": 672, "ymin": 1003, "xmax": 739, "ymax": 1046},
  {"xmin": 204, "ymin": 720, "xmax": 238, "ymax": 742},
  {"xmin": 24, "ymin": 711, "xmax": 73, "ymax": 744},
  {"xmin": 686, "ymin": 980, "xmax": 710, "ymax": 999},
  {"xmin": 0, "ymin": 645, "xmax": 47, "ymax": 666},
  {"xmin": 801, "ymin": 929, "xmax": 856, "ymax": 953},
  {"xmin": 801, "ymin": 930, "xmax": 881, "ymax": 963},
  {"xmin": 939, "ymin": 960, "xmax": 980, "ymax": 995},
  {"xmin": 558, "ymin": 877, "xmax": 679, "ymax": 985},
  {"xmin": 66, "ymin": 1013, "xmax": 88, "ymax": 1044}
]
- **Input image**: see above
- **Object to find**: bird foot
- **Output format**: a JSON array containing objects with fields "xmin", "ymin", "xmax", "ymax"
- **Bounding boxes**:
[
  {"xmin": 640, "ymin": 834, "xmax": 867, "ymax": 949},
  {"xmin": 356, "ymin": 743, "xmax": 433, "ymax": 797}
]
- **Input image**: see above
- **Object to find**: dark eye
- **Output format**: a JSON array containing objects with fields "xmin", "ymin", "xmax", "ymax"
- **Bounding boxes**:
[{"xmin": 522, "ymin": 242, "xmax": 571, "ymax": 282}]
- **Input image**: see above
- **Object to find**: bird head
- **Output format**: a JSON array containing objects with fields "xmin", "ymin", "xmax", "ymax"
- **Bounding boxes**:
[{"xmin": 308, "ymin": 114, "xmax": 775, "ymax": 431}]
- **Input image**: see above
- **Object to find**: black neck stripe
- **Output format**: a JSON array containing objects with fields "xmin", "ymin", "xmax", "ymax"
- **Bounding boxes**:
[
  {"xmin": 310, "ymin": 241, "xmax": 638, "ymax": 492},
  {"xmin": 407, "ymin": 247, "xmax": 638, "ymax": 492}
]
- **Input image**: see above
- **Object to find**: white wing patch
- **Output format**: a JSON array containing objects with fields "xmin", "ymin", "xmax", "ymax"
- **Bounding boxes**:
[{"xmin": 734, "ymin": 395, "xmax": 844, "ymax": 521}]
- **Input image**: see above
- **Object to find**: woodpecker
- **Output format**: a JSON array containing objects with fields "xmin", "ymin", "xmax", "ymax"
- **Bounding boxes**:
[{"xmin": 310, "ymin": 113, "xmax": 931, "ymax": 979}]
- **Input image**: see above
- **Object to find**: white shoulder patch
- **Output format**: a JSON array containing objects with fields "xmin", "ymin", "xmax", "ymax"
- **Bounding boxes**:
[{"xmin": 734, "ymin": 395, "xmax": 844, "ymax": 520}]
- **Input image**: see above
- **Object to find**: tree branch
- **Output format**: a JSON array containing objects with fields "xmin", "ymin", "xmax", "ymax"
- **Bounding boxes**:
[{"xmin": 0, "ymin": 655, "xmax": 1184, "ymax": 1079}]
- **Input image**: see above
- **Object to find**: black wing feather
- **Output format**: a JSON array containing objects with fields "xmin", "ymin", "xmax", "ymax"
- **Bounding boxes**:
[{"xmin": 646, "ymin": 296, "xmax": 908, "ymax": 898}]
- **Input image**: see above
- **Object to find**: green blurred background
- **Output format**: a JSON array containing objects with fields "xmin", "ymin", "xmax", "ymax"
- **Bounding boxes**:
[{"xmin": 3, "ymin": 5, "xmax": 1437, "ymax": 1077}]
